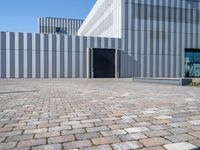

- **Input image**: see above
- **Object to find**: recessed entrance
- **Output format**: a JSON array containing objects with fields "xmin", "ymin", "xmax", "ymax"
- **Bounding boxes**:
[
  {"xmin": 185, "ymin": 49, "xmax": 200, "ymax": 78},
  {"xmin": 87, "ymin": 48, "xmax": 120, "ymax": 78}
]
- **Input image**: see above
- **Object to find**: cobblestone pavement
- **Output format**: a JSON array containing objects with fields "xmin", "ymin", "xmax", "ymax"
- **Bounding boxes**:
[{"xmin": 0, "ymin": 79, "xmax": 200, "ymax": 150}]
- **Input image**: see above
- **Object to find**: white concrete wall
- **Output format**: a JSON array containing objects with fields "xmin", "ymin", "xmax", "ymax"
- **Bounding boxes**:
[{"xmin": 78, "ymin": 0, "xmax": 122, "ymax": 38}]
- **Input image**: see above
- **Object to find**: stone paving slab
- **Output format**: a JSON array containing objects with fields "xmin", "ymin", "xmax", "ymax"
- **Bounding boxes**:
[{"xmin": 0, "ymin": 79, "xmax": 200, "ymax": 149}]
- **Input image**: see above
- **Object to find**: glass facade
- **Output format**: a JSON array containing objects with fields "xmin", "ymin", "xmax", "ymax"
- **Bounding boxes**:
[{"xmin": 185, "ymin": 49, "xmax": 200, "ymax": 77}]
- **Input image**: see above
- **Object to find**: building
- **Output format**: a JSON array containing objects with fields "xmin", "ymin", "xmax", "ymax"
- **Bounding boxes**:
[
  {"xmin": 38, "ymin": 17, "xmax": 84, "ymax": 35},
  {"xmin": 0, "ymin": 0, "xmax": 200, "ymax": 78}
]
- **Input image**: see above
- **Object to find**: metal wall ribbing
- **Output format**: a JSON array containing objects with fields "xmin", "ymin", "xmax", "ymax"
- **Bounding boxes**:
[
  {"xmin": 0, "ymin": 32, "xmax": 121, "ymax": 78},
  {"xmin": 39, "ymin": 17, "xmax": 84, "ymax": 35},
  {"xmin": 122, "ymin": 0, "xmax": 200, "ymax": 78}
]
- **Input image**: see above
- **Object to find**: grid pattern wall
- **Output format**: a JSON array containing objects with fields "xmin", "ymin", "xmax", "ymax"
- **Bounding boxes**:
[
  {"xmin": 39, "ymin": 17, "xmax": 84, "ymax": 35},
  {"xmin": 0, "ymin": 32, "xmax": 121, "ymax": 78},
  {"xmin": 78, "ymin": 0, "xmax": 122, "ymax": 38},
  {"xmin": 121, "ymin": 0, "xmax": 200, "ymax": 78}
]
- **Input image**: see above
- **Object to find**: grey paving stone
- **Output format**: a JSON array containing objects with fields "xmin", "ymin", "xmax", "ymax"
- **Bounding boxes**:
[
  {"xmin": 0, "ymin": 79, "xmax": 200, "ymax": 150},
  {"xmin": 144, "ymin": 130, "xmax": 171, "ymax": 137},
  {"xmin": 0, "ymin": 142, "xmax": 17, "ymax": 149},
  {"xmin": 81, "ymin": 145, "xmax": 112, "ymax": 150},
  {"xmin": 75, "ymin": 132, "xmax": 101, "ymax": 140},
  {"xmin": 63, "ymin": 140, "xmax": 92, "ymax": 149},
  {"xmin": 17, "ymin": 139, "xmax": 46, "ymax": 148},
  {"xmin": 125, "ymin": 127, "xmax": 150, "ymax": 133},
  {"xmin": 165, "ymin": 134, "xmax": 196, "ymax": 143},
  {"xmin": 100, "ymin": 129, "xmax": 127, "ymax": 136},
  {"xmin": 48, "ymin": 135, "xmax": 75, "ymax": 144},
  {"xmin": 119, "ymin": 133, "xmax": 147, "ymax": 141},
  {"xmin": 32, "ymin": 144, "xmax": 62, "ymax": 150},
  {"xmin": 112, "ymin": 141, "xmax": 143, "ymax": 150},
  {"xmin": 86, "ymin": 126, "xmax": 109, "ymax": 132},
  {"xmin": 6, "ymin": 134, "xmax": 33, "ymax": 142},
  {"xmin": 164, "ymin": 142, "xmax": 198, "ymax": 150}
]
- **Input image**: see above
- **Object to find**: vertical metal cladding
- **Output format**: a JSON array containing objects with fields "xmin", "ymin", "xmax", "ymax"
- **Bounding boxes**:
[
  {"xmin": 122, "ymin": 0, "xmax": 200, "ymax": 78},
  {"xmin": 39, "ymin": 17, "xmax": 84, "ymax": 35},
  {"xmin": 0, "ymin": 32, "xmax": 121, "ymax": 78}
]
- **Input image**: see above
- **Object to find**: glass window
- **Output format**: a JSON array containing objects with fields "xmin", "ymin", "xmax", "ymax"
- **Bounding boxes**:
[{"xmin": 185, "ymin": 49, "xmax": 200, "ymax": 77}]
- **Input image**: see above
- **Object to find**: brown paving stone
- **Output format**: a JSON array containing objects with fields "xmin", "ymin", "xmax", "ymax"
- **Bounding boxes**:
[
  {"xmin": 151, "ymin": 120, "xmax": 172, "ymax": 125},
  {"xmin": 139, "ymin": 137, "xmax": 170, "ymax": 147},
  {"xmin": 0, "ymin": 127, "xmax": 13, "ymax": 132},
  {"xmin": 108, "ymin": 123, "xmax": 131, "ymax": 129},
  {"xmin": 189, "ymin": 139, "xmax": 200, "ymax": 147},
  {"xmin": 189, "ymin": 131, "xmax": 200, "ymax": 138}
]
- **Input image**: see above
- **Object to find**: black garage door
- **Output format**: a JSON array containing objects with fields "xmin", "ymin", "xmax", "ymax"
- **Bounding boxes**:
[{"xmin": 93, "ymin": 49, "xmax": 115, "ymax": 78}]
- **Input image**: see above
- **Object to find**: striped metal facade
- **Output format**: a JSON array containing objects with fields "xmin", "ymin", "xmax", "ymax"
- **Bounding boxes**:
[
  {"xmin": 78, "ymin": 0, "xmax": 200, "ymax": 78},
  {"xmin": 0, "ymin": 32, "xmax": 121, "ymax": 78},
  {"xmin": 39, "ymin": 17, "xmax": 84, "ymax": 35},
  {"xmin": 1, "ymin": 0, "xmax": 200, "ymax": 78},
  {"xmin": 121, "ymin": 0, "xmax": 200, "ymax": 78}
]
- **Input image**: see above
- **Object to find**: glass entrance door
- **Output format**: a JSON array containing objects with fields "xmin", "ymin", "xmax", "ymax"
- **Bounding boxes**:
[{"xmin": 185, "ymin": 49, "xmax": 200, "ymax": 78}]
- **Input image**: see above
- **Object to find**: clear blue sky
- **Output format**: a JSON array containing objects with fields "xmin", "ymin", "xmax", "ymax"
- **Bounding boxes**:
[{"xmin": 0, "ymin": 0, "xmax": 96, "ymax": 33}]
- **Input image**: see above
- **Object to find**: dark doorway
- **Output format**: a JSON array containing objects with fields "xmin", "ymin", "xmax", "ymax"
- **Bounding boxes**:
[{"xmin": 93, "ymin": 49, "xmax": 115, "ymax": 78}]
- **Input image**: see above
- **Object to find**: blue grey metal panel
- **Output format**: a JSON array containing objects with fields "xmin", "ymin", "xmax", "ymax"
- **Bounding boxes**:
[
  {"xmin": 1, "ymin": 32, "xmax": 6, "ymax": 78},
  {"xmin": 27, "ymin": 33, "xmax": 32, "ymax": 78},
  {"xmin": 10, "ymin": 32, "xmax": 15, "ymax": 78},
  {"xmin": 44, "ymin": 34, "xmax": 49, "ymax": 78},
  {"xmin": 19, "ymin": 33, "xmax": 24, "ymax": 78},
  {"xmin": 52, "ymin": 35, "xmax": 57, "ymax": 78},
  {"xmin": 60, "ymin": 35, "xmax": 65, "ymax": 78},
  {"xmin": 67, "ymin": 36, "xmax": 72, "ymax": 78},
  {"xmin": 35, "ymin": 34, "xmax": 40, "ymax": 78}
]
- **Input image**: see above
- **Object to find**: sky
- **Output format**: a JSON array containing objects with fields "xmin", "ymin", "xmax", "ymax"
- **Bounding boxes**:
[{"xmin": 0, "ymin": 0, "xmax": 96, "ymax": 33}]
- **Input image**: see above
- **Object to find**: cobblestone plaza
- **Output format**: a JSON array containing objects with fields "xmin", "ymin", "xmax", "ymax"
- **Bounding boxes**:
[{"xmin": 0, "ymin": 79, "xmax": 199, "ymax": 149}]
